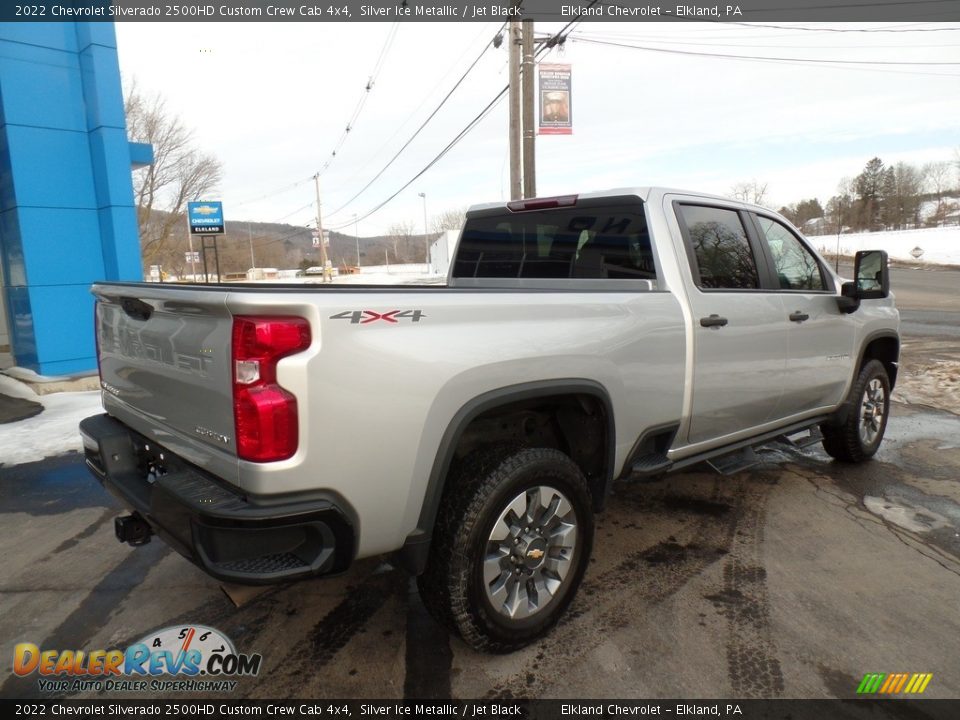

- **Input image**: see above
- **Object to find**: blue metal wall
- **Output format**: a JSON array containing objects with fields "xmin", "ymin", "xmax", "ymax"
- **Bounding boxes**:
[{"xmin": 0, "ymin": 22, "xmax": 145, "ymax": 375}]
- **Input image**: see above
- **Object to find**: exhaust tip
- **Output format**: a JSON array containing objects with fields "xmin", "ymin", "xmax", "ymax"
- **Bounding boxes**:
[{"xmin": 115, "ymin": 514, "xmax": 153, "ymax": 546}]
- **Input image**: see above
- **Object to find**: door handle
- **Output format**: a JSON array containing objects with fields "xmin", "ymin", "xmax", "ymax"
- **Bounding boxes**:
[
  {"xmin": 699, "ymin": 314, "xmax": 728, "ymax": 328},
  {"xmin": 789, "ymin": 311, "xmax": 810, "ymax": 323}
]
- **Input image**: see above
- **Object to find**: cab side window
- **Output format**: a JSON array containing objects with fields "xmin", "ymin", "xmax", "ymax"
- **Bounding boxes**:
[
  {"xmin": 677, "ymin": 205, "xmax": 760, "ymax": 290},
  {"xmin": 754, "ymin": 216, "xmax": 825, "ymax": 291}
]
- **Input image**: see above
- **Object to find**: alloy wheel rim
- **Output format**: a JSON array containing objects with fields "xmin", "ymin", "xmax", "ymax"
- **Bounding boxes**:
[
  {"xmin": 483, "ymin": 485, "xmax": 578, "ymax": 620},
  {"xmin": 859, "ymin": 378, "xmax": 886, "ymax": 446}
]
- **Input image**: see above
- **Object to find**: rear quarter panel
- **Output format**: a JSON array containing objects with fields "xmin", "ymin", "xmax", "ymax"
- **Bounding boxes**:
[{"xmin": 233, "ymin": 289, "xmax": 686, "ymax": 557}]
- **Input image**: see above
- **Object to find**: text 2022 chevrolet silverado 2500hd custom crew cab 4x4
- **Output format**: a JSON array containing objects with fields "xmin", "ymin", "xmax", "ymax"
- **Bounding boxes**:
[{"xmin": 80, "ymin": 188, "xmax": 899, "ymax": 651}]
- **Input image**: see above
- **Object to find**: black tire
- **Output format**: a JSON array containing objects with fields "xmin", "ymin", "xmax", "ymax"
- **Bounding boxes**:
[
  {"xmin": 417, "ymin": 446, "xmax": 594, "ymax": 652},
  {"xmin": 821, "ymin": 359, "xmax": 891, "ymax": 463}
]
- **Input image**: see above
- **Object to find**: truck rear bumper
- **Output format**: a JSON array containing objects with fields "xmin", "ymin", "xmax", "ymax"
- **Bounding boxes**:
[{"xmin": 79, "ymin": 413, "xmax": 355, "ymax": 585}]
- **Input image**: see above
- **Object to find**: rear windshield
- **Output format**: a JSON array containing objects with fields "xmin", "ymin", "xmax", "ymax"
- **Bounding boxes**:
[{"xmin": 453, "ymin": 203, "xmax": 656, "ymax": 281}]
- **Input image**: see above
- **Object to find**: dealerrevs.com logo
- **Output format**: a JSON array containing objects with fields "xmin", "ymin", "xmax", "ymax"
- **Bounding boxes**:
[{"xmin": 13, "ymin": 625, "xmax": 261, "ymax": 694}]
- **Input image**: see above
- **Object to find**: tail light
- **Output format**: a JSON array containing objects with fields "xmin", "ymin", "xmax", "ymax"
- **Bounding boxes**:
[
  {"xmin": 231, "ymin": 316, "xmax": 311, "ymax": 462},
  {"xmin": 506, "ymin": 195, "xmax": 578, "ymax": 212}
]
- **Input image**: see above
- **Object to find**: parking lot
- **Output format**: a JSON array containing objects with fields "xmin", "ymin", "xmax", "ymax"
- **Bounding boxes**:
[{"xmin": 1, "ymin": 266, "xmax": 958, "ymax": 701}]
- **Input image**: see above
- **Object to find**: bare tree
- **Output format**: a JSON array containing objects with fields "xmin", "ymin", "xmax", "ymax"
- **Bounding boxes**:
[
  {"xmin": 431, "ymin": 206, "xmax": 467, "ymax": 234},
  {"xmin": 386, "ymin": 221, "xmax": 418, "ymax": 263},
  {"xmin": 125, "ymin": 80, "xmax": 223, "ymax": 268},
  {"xmin": 729, "ymin": 180, "xmax": 769, "ymax": 206},
  {"xmin": 924, "ymin": 161, "xmax": 952, "ymax": 226}
]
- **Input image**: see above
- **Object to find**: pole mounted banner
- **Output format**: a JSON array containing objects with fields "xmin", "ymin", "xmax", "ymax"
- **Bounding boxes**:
[{"xmin": 539, "ymin": 64, "xmax": 572, "ymax": 136}]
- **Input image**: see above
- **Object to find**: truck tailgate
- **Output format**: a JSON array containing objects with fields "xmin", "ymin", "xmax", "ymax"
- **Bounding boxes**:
[{"xmin": 93, "ymin": 284, "xmax": 238, "ymax": 464}]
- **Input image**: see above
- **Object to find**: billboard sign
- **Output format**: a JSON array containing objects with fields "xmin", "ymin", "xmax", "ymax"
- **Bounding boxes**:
[
  {"xmin": 187, "ymin": 201, "xmax": 225, "ymax": 235},
  {"xmin": 539, "ymin": 63, "xmax": 572, "ymax": 135}
]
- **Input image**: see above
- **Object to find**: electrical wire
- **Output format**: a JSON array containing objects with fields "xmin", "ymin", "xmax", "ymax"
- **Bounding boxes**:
[
  {"xmin": 572, "ymin": 35, "xmax": 960, "ymax": 66},
  {"xmin": 724, "ymin": 20, "xmax": 960, "ymax": 32},
  {"xmin": 324, "ymin": 24, "xmax": 507, "ymax": 220},
  {"xmin": 326, "ymin": 9, "xmax": 597, "ymax": 231},
  {"xmin": 347, "ymin": 23, "xmax": 506, "ymax": 182},
  {"xmin": 231, "ymin": 176, "xmax": 313, "ymax": 208},
  {"xmin": 318, "ymin": 23, "xmax": 401, "ymax": 176},
  {"xmin": 328, "ymin": 88, "xmax": 509, "ymax": 230}
]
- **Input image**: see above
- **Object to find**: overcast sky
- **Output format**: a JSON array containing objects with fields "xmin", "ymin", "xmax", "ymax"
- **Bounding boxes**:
[{"xmin": 114, "ymin": 21, "xmax": 960, "ymax": 236}]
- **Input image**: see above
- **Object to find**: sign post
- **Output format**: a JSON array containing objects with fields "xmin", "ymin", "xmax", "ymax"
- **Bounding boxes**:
[{"xmin": 187, "ymin": 201, "xmax": 225, "ymax": 283}]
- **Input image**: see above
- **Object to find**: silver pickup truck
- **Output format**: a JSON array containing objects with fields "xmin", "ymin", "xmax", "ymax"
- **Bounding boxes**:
[{"xmin": 80, "ymin": 187, "xmax": 899, "ymax": 651}]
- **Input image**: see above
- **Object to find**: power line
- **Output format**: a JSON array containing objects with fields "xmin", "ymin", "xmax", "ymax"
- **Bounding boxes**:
[
  {"xmin": 324, "ymin": 24, "xmax": 506, "ymax": 220},
  {"xmin": 567, "ymin": 29, "xmax": 960, "ymax": 49},
  {"xmin": 726, "ymin": 20, "xmax": 960, "ymax": 32},
  {"xmin": 231, "ymin": 175, "xmax": 313, "ymax": 208},
  {"xmin": 346, "ymin": 23, "xmax": 504, "ymax": 183},
  {"xmin": 572, "ymin": 35, "xmax": 960, "ymax": 67},
  {"xmin": 328, "ymin": 88, "xmax": 509, "ymax": 231},
  {"xmin": 326, "ymin": 13, "xmax": 594, "ymax": 231},
  {"xmin": 318, "ymin": 23, "xmax": 401, "ymax": 176}
]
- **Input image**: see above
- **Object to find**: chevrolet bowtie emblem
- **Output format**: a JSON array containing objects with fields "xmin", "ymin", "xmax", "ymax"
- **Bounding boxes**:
[
  {"xmin": 192, "ymin": 205, "xmax": 219, "ymax": 215},
  {"xmin": 526, "ymin": 548, "xmax": 544, "ymax": 560}
]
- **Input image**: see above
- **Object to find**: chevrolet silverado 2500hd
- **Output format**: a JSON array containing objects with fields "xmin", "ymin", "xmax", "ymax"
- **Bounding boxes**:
[{"xmin": 80, "ymin": 188, "xmax": 899, "ymax": 651}]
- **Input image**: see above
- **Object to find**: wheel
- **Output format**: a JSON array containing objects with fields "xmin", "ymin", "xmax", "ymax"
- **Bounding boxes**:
[
  {"xmin": 417, "ymin": 446, "xmax": 594, "ymax": 652},
  {"xmin": 821, "ymin": 359, "xmax": 891, "ymax": 463}
]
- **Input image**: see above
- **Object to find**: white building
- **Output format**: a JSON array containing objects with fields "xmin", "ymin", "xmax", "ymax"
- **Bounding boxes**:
[{"xmin": 429, "ymin": 229, "xmax": 461, "ymax": 276}]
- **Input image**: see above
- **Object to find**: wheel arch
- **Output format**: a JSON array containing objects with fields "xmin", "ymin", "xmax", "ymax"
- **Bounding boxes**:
[
  {"xmin": 398, "ymin": 379, "xmax": 615, "ymax": 574},
  {"xmin": 829, "ymin": 330, "xmax": 899, "ymax": 428},
  {"xmin": 858, "ymin": 332, "xmax": 900, "ymax": 389}
]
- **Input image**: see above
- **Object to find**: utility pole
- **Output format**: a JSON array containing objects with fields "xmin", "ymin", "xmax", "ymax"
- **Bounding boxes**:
[
  {"xmin": 418, "ymin": 192, "xmax": 429, "ymax": 273},
  {"xmin": 313, "ymin": 173, "xmax": 330, "ymax": 282},
  {"xmin": 508, "ymin": 20, "xmax": 522, "ymax": 201},
  {"xmin": 247, "ymin": 223, "xmax": 256, "ymax": 277},
  {"xmin": 187, "ymin": 229, "xmax": 197, "ymax": 281},
  {"xmin": 521, "ymin": 21, "xmax": 536, "ymax": 200},
  {"xmin": 353, "ymin": 213, "xmax": 360, "ymax": 268}
]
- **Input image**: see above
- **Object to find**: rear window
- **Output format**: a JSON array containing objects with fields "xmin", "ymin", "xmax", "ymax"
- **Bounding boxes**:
[
  {"xmin": 676, "ymin": 204, "xmax": 760, "ymax": 290},
  {"xmin": 453, "ymin": 204, "xmax": 656, "ymax": 281}
]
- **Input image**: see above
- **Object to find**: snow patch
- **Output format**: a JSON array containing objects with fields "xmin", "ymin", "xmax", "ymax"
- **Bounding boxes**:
[
  {"xmin": 863, "ymin": 495, "xmax": 950, "ymax": 533},
  {"xmin": 0, "ymin": 376, "xmax": 102, "ymax": 467},
  {"xmin": 808, "ymin": 226, "xmax": 960, "ymax": 266}
]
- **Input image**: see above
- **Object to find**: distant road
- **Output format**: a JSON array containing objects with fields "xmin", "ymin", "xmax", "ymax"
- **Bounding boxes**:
[
  {"xmin": 834, "ymin": 263, "xmax": 959, "ymax": 338},
  {"xmin": 890, "ymin": 266, "xmax": 960, "ymax": 338}
]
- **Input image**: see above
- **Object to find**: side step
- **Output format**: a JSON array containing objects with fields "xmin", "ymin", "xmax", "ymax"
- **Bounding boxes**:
[
  {"xmin": 706, "ymin": 447, "xmax": 758, "ymax": 476},
  {"xmin": 630, "ymin": 453, "xmax": 673, "ymax": 478},
  {"xmin": 777, "ymin": 426, "xmax": 823, "ymax": 449}
]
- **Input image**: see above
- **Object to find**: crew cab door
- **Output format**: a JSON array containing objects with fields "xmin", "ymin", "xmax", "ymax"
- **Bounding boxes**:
[
  {"xmin": 672, "ymin": 201, "xmax": 789, "ymax": 445},
  {"xmin": 748, "ymin": 213, "xmax": 854, "ymax": 414}
]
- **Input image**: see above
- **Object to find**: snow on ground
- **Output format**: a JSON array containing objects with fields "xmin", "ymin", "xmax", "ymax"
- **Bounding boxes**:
[
  {"xmin": 0, "ymin": 375, "xmax": 101, "ymax": 467},
  {"xmin": 807, "ymin": 226, "xmax": 960, "ymax": 266}
]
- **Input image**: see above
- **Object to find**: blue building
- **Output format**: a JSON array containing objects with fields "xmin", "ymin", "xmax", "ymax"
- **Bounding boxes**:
[{"xmin": 0, "ymin": 22, "xmax": 148, "ymax": 376}]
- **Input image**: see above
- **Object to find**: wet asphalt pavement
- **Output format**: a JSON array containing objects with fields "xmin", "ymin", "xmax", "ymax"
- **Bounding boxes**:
[
  {"xmin": 1, "ymin": 401, "xmax": 958, "ymax": 701},
  {"xmin": 1, "ymin": 267, "xmax": 959, "ymax": 701}
]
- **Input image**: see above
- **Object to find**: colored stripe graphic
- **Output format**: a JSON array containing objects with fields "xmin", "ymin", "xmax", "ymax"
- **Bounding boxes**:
[
  {"xmin": 857, "ymin": 673, "xmax": 885, "ymax": 694},
  {"xmin": 857, "ymin": 672, "xmax": 932, "ymax": 694},
  {"xmin": 879, "ymin": 674, "xmax": 896, "ymax": 693}
]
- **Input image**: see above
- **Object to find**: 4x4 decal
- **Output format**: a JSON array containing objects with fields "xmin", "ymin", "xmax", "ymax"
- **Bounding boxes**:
[{"xmin": 330, "ymin": 310, "xmax": 425, "ymax": 325}]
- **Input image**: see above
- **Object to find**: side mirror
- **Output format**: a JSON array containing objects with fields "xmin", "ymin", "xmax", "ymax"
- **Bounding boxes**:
[
  {"xmin": 854, "ymin": 249, "xmax": 890, "ymax": 299},
  {"xmin": 836, "ymin": 250, "xmax": 890, "ymax": 314}
]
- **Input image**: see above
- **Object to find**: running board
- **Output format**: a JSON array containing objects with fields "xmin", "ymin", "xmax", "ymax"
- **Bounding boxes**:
[
  {"xmin": 620, "ymin": 415, "xmax": 833, "ymax": 482},
  {"xmin": 629, "ymin": 453, "xmax": 673, "ymax": 479},
  {"xmin": 706, "ymin": 447, "xmax": 758, "ymax": 475},
  {"xmin": 777, "ymin": 426, "xmax": 823, "ymax": 449}
]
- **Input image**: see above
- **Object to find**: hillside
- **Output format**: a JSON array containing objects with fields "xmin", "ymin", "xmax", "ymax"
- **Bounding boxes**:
[{"xmin": 140, "ymin": 212, "xmax": 437, "ymax": 278}]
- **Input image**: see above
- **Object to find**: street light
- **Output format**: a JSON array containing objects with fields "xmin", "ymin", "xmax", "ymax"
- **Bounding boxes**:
[
  {"xmin": 353, "ymin": 213, "xmax": 360, "ymax": 269},
  {"xmin": 418, "ymin": 192, "xmax": 428, "ymax": 274}
]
